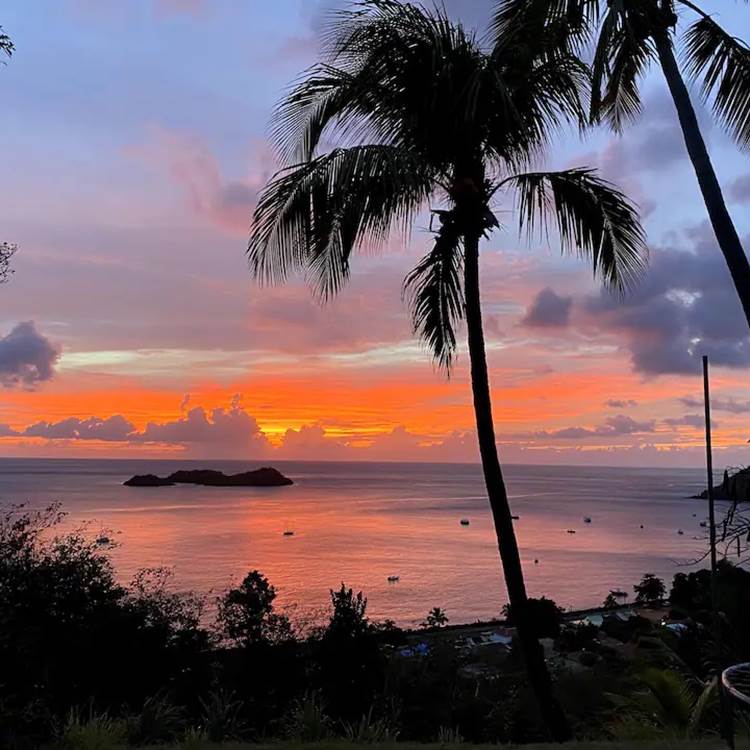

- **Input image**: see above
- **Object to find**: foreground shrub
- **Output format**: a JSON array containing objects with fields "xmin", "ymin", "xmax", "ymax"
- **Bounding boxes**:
[
  {"xmin": 283, "ymin": 691, "xmax": 331, "ymax": 742},
  {"xmin": 0, "ymin": 505, "xmax": 210, "ymax": 742},
  {"xmin": 502, "ymin": 597, "xmax": 564, "ymax": 639},
  {"xmin": 197, "ymin": 688, "xmax": 247, "ymax": 742},
  {"xmin": 124, "ymin": 692, "xmax": 185, "ymax": 745},
  {"xmin": 60, "ymin": 708, "xmax": 126, "ymax": 750}
]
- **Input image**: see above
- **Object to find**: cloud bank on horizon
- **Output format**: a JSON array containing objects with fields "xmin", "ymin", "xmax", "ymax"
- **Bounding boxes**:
[{"xmin": 0, "ymin": 0, "xmax": 749, "ymax": 467}]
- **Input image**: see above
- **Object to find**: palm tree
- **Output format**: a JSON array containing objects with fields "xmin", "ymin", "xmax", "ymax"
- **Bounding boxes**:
[
  {"xmin": 495, "ymin": 0, "xmax": 750, "ymax": 329},
  {"xmin": 247, "ymin": 1, "xmax": 647, "ymax": 739}
]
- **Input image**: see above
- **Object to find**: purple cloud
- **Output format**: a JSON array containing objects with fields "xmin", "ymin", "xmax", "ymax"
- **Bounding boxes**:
[
  {"xmin": 522, "ymin": 414, "xmax": 655, "ymax": 440},
  {"xmin": 729, "ymin": 174, "xmax": 750, "ymax": 204},
  {"xmin": 138, "ymin": 402, "xmax": 269, "ymax": 448},
  {"xmin": 680, "ymin": 395, "xmax": 750, "ymax": 414},
  {"xmin": 24, "ymin": 415, "xmax": 136, "ymax": 441},
  {"xmin": 664, "ymin": 413, "xmax": 717, "ymax": 429},
  {"xmin": 521, "ymin": 287, "xmax": 572, "ymax": 328},
  {"xmin": 582, "ymin": 225, "xmax": 750, "ymax": 375},
  {"xmin": 0, "ymin": 321, "xmax": 61, "ymax": 389},
  {"xmin": 605, "ymin": 399, "xmax": 638, "ymax": 408}
]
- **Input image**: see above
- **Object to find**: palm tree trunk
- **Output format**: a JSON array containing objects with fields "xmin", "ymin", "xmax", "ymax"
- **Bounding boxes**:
[
  {"xmin": 654, "ymin": 31, "xmax": 750, "ymax": 330},
  {"xmin": 463, "ymin": 231, "xmax": 571, "ymax": 742}
]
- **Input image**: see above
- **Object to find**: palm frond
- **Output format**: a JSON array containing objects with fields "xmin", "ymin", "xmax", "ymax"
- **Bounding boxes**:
[
  {"xmin": 273, "ymin": 1, "xmax": 487, "ymax": 170},
  {"xmin": 248, "ymin": 145, "xmax": 434, "ymax": 299},
  {"xmin": 492, "ymin": 0, "xmax": 601, "ymax": 55},
  {"xmin": 505, "ymin": 167, "xmax": 648, "ymax": 291},
  {"xmin": 591, "ymin": 5, "xmax": 655, "ymax": 131},
  {"xmin": 487, "ymin": 9, "xmax": 592, "ymax": 167},
  {"xmin": 403, "ymin": 213, "xmax": 464, "ymax": 372},
  {"xmin": 0, "ymin": 26, "xmax": 13, "ymax": 61},
  {"xmin": 684, "ymin": 15, "xmax": 750, "ymax": 149},
  {"xmin": 688, "ymin": 676, "xmax": 718, "ymax": 738}
]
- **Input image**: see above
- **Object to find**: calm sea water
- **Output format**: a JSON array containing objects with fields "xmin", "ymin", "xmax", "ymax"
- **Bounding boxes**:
[{"xmin": 0, "ymin": 458, "xmax": 722, "ymax": 627}]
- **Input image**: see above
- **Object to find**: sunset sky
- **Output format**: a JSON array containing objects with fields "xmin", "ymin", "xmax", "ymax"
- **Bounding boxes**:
[{"xmin": 1, "ymin": 0, "xmax": 750, "ymax": 467}]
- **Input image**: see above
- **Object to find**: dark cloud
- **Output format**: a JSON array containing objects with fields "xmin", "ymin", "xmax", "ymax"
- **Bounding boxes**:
[
  {"xmin": 664, "ymin": 413, "xmax": 718, "ymax": 429},
  {"xmin": 24, "ymin": 415, "xmax": 136, "ymax": 441},
  {"xmin": 523, "ymin": 414, "xmax": 655, "ymax": 440},
  {"xmin": 729, "ymin": 174, "xmax": 750, "ymax": 204},
  {"xmin": 0, "ymin": 321, "xmax": 61, "ymax": 389},
  {"xmin": 582, "ymin": 225, "xmax": 750, "ymax": 375},
  {"xmin": 680, "ymin": 395, "xmax": 750, "ymax": 414},
  {"xmin": 521, "ymin": 287, "xmax": 572, "ymax": 328},
  {"xmin": 605, "ymin": 399, "xmax": 638, "ymax": 408}
]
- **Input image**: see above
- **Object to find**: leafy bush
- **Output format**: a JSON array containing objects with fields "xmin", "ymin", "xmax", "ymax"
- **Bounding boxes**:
[
  {"xmin": 124, "ymin": 692, "xmax": 185, "ymax": 745},
  {"xmin": 502, "ymin": 596, "xmax": 564, "ymax": 638},
  {"xmin": 197, "ymin": 688, "xmax": 247, "ymax": 742},
  {"xmin": 634, "ymin": 573, "xmax": 666, "ymax": 604},
  {"xmin": 60, "ymin": 708, "xmax": 126, "ymax": 750},
  {"xmin": 216, "ymin": 570, "xmax": 292, "ymax": 647},
  {"xmin": 283, "ymin": 691, "xmax": 331, "ymax": 742},
  {"xmin": 341, "ymin": 705, "xmax": 400, "ymax": 743},
  {"xmin": 0, "ymin": 505, "xmax": 210, "ymax": 743}
]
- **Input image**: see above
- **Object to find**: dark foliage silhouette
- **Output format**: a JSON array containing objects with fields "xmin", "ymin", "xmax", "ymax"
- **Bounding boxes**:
[
  {"xmin": 4, "ymin": 503, "xmax": 750, "ymax": 746},
  {"xmin": 634, "ymin": 572, "xmax": 666, "ymax": 604},
  {"xmin": 0, "ymin": 505, "xmax": 211, "ymax": 747},
  {"xmin": 216, "ymin": 570, "xmax": 293, "ymax": 647},
  {"xmin": 503, "ymin": 596, "xmax": 564, "ymax": 639}
]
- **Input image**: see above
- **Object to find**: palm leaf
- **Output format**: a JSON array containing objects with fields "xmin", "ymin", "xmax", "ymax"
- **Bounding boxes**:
[
  {"xmin": 488, "ymin": 4, "xmax": 592, "ymax": 167},
  {"xmin": 0, "ymin": 26, "xmax": 12, "ymax": 60},
  {"xmin": 504, "ymin": 167, "xmax": 647, "ymax": 291},
  {"xmin": 403, "ymin": 213, "xmax": 464, "ymax": 372},
  {"xmin": 688, "ymin": 676, "xmax": 718, "ymax": 738},
  {"xmin": 591, "ymin": 4, "xmax": 655, "ymax": 131},
  {"xmin": 248, "ymin": 145, "xmax": 434, "ymax": 298},
  {"xmin": 684, "ymin": 15, "xmax": 750, "ymax": 150},
  {"xmin": 492, "ymin": 0, "xmax": 601, "ymax": 54},
  {"xmin": 274, "ymin": 0, "xmax": 486, "ymax": 170}
]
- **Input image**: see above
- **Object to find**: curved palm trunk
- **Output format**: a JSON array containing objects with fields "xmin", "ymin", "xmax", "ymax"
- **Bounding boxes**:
[
  {"xmin": 654, "ymin": 32, "xmax": 750, "ymax": 330},
  {"xmin": 463, "ymin": 232, "xmax": 571, "ymax": 742}
]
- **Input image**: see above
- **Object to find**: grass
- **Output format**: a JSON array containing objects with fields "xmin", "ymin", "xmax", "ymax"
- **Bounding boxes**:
[{"xmin": 130, "ymin": 740, "xmax": 749, "ymax": 750}]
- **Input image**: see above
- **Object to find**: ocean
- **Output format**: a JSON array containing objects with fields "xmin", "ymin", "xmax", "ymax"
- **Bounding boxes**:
[{"xmin": 0, "ymin": 458, "xmax": 723, "ymax": 628}]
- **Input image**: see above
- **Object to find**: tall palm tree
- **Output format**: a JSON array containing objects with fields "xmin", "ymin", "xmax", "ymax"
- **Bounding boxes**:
[
  {"xmin": 248, "ymin": 1, "xmax": 647, "ymax": 740},
  {"xmin": 495, "ymin": 0, "xmax": 750, "ymax": 329}
]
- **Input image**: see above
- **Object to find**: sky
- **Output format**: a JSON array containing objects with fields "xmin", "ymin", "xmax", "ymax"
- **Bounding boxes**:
[{"xmin": 1, "ymin": 0, "xmax": 750, "ymax": 468}]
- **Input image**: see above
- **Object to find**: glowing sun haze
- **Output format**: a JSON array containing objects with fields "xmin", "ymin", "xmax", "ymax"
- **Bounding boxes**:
[{"xmin": 1, "ymin": 1, "xmax": 749, "ymax": 467}]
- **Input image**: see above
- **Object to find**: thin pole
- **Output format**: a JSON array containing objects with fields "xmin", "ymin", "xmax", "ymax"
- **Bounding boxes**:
[
  {"xmin": 703, "ymin": 355, "xmax": 718, "ymax": 610},
  {"xmin": 704, "ymin": 356, "xmax": 733, "ymax": 748}
]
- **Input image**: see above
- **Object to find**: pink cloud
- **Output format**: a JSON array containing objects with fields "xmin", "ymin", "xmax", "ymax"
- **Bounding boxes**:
[
  {"xmin": 130, "ymin": 128, "xmax": 271, "ymax": 234},
  {"xmin": 139, "ymin": 401, "xmax": 271, "ymax": 455}
]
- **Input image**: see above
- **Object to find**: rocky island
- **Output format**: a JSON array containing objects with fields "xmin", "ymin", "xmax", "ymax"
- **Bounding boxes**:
[
  {"xmin": 696, "ymin": 466, "xmax": 750, "ymax": 502},
  {"xmin": 124, "ymin": 467, "xmax": 293, "ymax": 487}
]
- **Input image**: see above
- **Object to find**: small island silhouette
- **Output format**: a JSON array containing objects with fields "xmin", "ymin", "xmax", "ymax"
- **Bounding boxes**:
[{"xmin": 124, "ymin": 467, "xmax": 293, "ymax": 487}]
